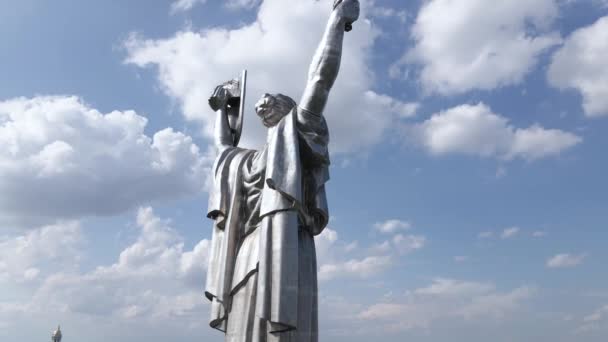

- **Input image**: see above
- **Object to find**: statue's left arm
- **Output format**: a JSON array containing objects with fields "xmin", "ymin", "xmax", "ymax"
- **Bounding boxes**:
[{"xmin": 299, "ymin": 0, "xmax": 360, "ymax": 115}]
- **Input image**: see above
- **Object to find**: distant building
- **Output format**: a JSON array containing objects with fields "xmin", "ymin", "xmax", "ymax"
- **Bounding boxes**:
[{"xmin": 52, "ymin": 325, "xmax": 62, "ymax": 342}]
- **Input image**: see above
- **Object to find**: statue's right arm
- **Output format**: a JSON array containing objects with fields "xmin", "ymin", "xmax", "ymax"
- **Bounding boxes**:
[
  {"xmin": 214, "ymin": 107, "xmax": 232, "ymax": 151},
  {"xmin": 299, "ymin": 0, "xmax": 359, "ymax": 115}
]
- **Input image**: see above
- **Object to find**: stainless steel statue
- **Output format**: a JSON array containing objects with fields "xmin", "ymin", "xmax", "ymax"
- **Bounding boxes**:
[{"xmin": 204, "ymin": 1, "xmax": 359, "ymax": 341}]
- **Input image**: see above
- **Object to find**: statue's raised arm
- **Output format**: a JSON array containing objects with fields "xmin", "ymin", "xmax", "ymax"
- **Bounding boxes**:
[{"xmin": 299, "ymin": 0, "xmax": 360, "ymax": 115}]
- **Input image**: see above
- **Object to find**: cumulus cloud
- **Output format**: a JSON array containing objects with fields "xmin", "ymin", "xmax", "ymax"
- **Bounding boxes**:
[
  {"xmin": 0, "ymin": 207, "xmax": 215, "ymax": 341},
  {"xmin": 16, "ymin": 207, "xmax": 211, "ymax": 322},
  {"xmin": 315, "ymin": 226, "xmax": 392, "ymax": 282},
  {"xmin": 108, "ymin": 207, "xmax": 209, "ymax": 284},
  {"xmin": 548, "ymin": 16, "xmax": 608, "ymax": 117},
  {"xmin": 170, "ymin": 0, "xmax": 206, "ymax": 13},
  {"xmin": 373, "ymin": 219, "xmax": 411, "ymax": 234},
  {"xmin": 171, "ymin": 0, "xmax": 259, "ymax": 13},
  {"xmin": 456, "ymin": 286, "xmax": 535, "ymax": 320},
  {"xmin": 0, "ymin": 96, "xmax": 210, "ymax": 227},
  {"xmin": 125, "ymin": 0, "xmax": 416, "ymax": 153},
  {"xmin": 314, "ymin": 227, "xmax": 339, "ymax": 263},
  {"xmin": 358, "ymin": 278, "xmax": 535, "ymax": 331},
  {"xmin": 369, "ymin": 219, "xmax": 426, "ymax": 256},
  {"xmin": 225, "ymin": 0, "xmax": 261, "ymax": 10},
  {"xmin": 501, "ymin": 226, "xmax": 521, "ymax": 239},
  {"xmin": 408, "ymin": 103, "xmax": 581, "ymax": 161},
  {"xmin": 392, "ymin": 233, "xmax": 425, "ymax": 255},
  {"xmin": 478, "ymin": 231, "xmax": 494, "ymax": 239},
  {"xmin": 371, "ymin": 237, "xmax": 425, "ymax": 256},
  {"xmin": 369, "ymin": 240, "xmax": 391, "ymax": 254},
  {"xmin": 367, "ymin": 0, "xmax": 408, "ymax": 23},
  {"xmin": 0, "ymin": 221, "xmax": 82, "ymax": 283},
  {"xmin": 397, "ymin": 0, "xmax": 561, "ymax": 94},
  {"xmin": 453, "ymin": 256, "xmax": 469, "ymax": 263},
  {"xmin": 584, "ymin": 305, "xmax": 608, "ymax": 323},
  {"xmin": 546, "ymin": 253, "xmax": 586, "ymax": 268},
  {"xmin": 319, "ymin": 255, "xmax": 392, "ymax": 281},
  {"xmin": 577, "ymin": 304, "xmax": 608, "ymax": 333},
  {"xmin": 414, "ymin": 278, "xmax": 495, "ymax": 297},
  {"xmin": 318, "ymin": 220, "xmax": 426, "ymax": 281}
]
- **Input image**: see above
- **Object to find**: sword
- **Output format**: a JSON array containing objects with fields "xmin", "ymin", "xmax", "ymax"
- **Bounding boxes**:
[{"xmin": 333, "ymin": 0, "xmax": 356, "ymax": 32}]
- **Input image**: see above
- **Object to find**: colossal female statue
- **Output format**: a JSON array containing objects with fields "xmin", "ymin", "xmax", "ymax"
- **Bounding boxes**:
[{"xmin": 204, "ymin": 1, "xmax": 360, "ymax": 341}]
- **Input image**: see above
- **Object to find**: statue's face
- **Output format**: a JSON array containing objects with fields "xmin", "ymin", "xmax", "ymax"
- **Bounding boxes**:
[{"xmin": 255, "ymin": 93, "xmax": 288, "ymax": 128}]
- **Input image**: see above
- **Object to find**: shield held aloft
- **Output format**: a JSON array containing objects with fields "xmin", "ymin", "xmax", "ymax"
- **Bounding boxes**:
[{"xmin": 208, "ymin": 70, "xmax": 247, "ymax": 147}]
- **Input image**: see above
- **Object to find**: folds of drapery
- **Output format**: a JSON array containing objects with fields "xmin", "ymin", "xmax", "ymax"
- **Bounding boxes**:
[
  {"xmin": 205, "ymin": 147, "xmax": 254, "ymax": 332},
  {"xmin": 260, "ymin": 106, "xmax": 330, "ymax": 233},
  {"xmin": 205, "ymin": 106, "xmax": 330, "ymax": 333}
]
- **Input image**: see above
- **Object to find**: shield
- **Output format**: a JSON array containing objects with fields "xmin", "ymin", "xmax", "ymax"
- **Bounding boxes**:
[
  {"xmin": 233, "ymin": 70, "xmax": 247, "ymax": 147},
  {"xmin": 209, "ymin": 70, "xmax": 247, "ymax": 147}
]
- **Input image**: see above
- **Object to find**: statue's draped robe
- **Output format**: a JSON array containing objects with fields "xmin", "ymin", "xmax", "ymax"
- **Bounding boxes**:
[{"xmin": 205, "ymin": 107, "xmax": 329, "ymax": 342}]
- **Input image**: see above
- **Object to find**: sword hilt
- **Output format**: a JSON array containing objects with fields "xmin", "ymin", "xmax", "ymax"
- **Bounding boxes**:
[{"xmin": 333, "ymin": 0, "xmax": 355, "ymax": 32}]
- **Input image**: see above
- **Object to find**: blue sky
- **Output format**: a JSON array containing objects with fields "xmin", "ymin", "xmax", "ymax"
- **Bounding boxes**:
[{"xmin": 1, "ymin": 0, "xmax": 607, "ymax": 341}]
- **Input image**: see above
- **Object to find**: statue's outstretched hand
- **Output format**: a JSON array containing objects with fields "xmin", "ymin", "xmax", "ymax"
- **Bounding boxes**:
[{"xmin": 333, "ymin": 0, "xmax": 360, "ymax": 31}]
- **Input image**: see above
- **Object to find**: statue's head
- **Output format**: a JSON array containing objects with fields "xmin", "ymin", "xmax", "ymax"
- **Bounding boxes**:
[{"xmin": 255, "ymin": 93, "xmax": 296, "ymax": 127}]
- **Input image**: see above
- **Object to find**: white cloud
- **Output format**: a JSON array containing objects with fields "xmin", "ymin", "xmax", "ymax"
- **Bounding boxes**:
[
  {"xmin": 370, "ymin": 219, "xmax": 425, "ymax": 255},
  {"xmin": 125, "ymin": 0, "xmax": 414, "ymax": 153},
  {"xmin": 414, "ymin": 278, "xmax": 495, "ymax": 297},
  {"xmin": 16, "ymin": 207, "xmax": 211, "ymax": 323},
  {"xmin": 496, "ymin": 166, "xmax": 508, "ymax": 179},
  {"xmin": 478, "ymin": 231, "xmax": 494, "ymax": 239},
  {"xmin": 102, "ymin": 207, "xmax": 210, "ymax": 287},
  {"xmin": 171, "ymin": 0, "xmax": 259, "ymax": 13},
  {"xmin": 225, "ymin": 0, "xmax": 260, "ymax": 10},
  {"xmin": 363, "ymin": 91, "xmax": 419, "ymax": 118},
  {"xmin": 319, "ymin": 219, "xmax": 426, "ymax": 281},
  {"xmin": 314, "ymin": 226, "xmax": 391, "ymax": 282},
  {"xmin": 584, "ymin": 305, "xmax": 608, "ymax": 323},
  {"xmin": 315, "ymin": 227, "xmax": 339, "ymax": 264},
  {"xmin": 533, "ymin": 231, "xmax": 547, "ymax": 237},
  {"xmin": 170, "ymin": 0, "xmax": 206, "ymax": 13},
  {"xmin": 577, "ymin": 304, "xmax": 608, "ymax": 333},
  {"xmin": 0, "ymin": 221, "xmax": 83, "ymax": 283},
  {"xmin": 546, "ymin": 253, "xmax": 586, "ymax": 268},
  {"xmin": 343, "ymin": 241, "xmax": 358, "ymax": 252},
  {"xmin": 0, "ymin": 96, "xmax": 210, "ymax": 227},
  {"xmin": 358, "ymin": 278, "xmax": 535, "ymax": 331},
  {"xmin": 368, "ymin": 4, "xmax": 408, "ymax": 23},
  {"xmin": 501, "ymin": 226, "xmax": 521, "ymax": 239},
  {"xmin": 398, "ymin": 0, "xmax": 561, "ymax": 94},
  {"xmin": 456, "ymin": 286, "xmax": 535, "ymax": 320},
  {"xmin": 0, "ymin": 207, "xmax": 217, "ymax": 341},
  {"xmin": 392, "ymin": 233, "xmax": 425, "ymax": 255},
  {"xmin": 369, "ymin": 240, "xmax": 391, "ymax": 254},
  {"xmin": 318, "ymin": 255, "xmax": 392, "ymax": 281},
  {"xmin": 548, "ymin": 16, "xmax": 608, "ymax": 117},
  {"xmin": 373, "ymin": 219, "xmax": 412, "ymax": 234},
  {"xmin": 454, "ymin": 256, "xmax": 469, "ymax": 263},
  {"xmin": 409, "ymin": 103, "xmax": 581, "ymax": 161},
  {"xmin": 316, "ymin": 295, "xmax": 367, "ymax": 337}
]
